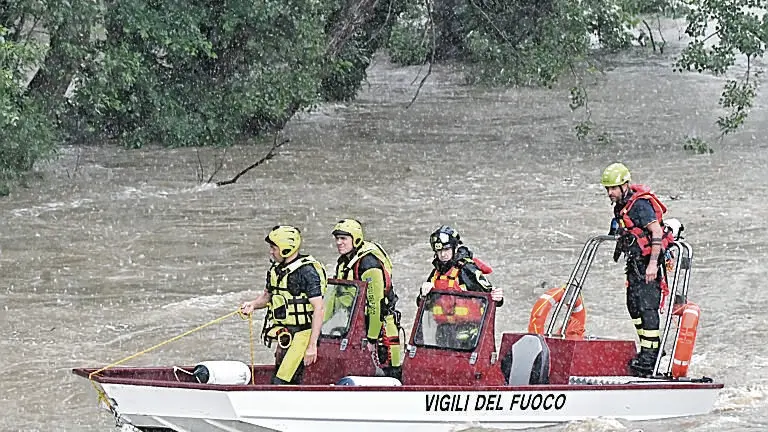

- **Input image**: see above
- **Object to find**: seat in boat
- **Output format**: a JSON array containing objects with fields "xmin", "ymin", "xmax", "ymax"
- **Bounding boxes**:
[{"xmin": 501, "ymin": 333, "xmax": 550, "ymax": 385}]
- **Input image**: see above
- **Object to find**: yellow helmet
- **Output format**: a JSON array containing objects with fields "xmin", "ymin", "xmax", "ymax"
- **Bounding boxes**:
[
  {"xmin": 332, "ymin": 219, "xmax": 364, "ymax": 248},
  {"xmin": 601, "ymin": 162, "xmax": 631, "ymax": 187},
  {"xmin": 265, "ymin": 225, "xmax": 302, "ymax": 258}
]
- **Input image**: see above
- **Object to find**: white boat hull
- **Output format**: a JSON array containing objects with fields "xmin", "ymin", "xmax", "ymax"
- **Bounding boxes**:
[{"xmin": 101, "ymin": 381, "xmax": 721, "ymax": 432}]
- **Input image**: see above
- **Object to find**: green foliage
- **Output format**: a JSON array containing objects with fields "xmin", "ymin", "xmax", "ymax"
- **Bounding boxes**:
[
  {"xmin": 321, "ymin": 0, "xmax": 407, "ymax": 101},
  {"xmin": 675, "ymin": 0, "xmax": 767, "ymax": 142},
  {"xmin": 716, "ymin": 78, "xmax": 758, "ymax": 134},
  {"xmin": 628, "ymin": 0, "xmax": 690, "ymax": 17},
  {"xmin": 3, "ymin": 0, "xmax": 765, "ymax": 194},
  {"xmin": 0, "ymin": 25, "xmax": 57, "ymax": 196},
  {"xmin": 569, "ymin": 85, "xmax": 588, "ymax": 111},
  {"xmin": 388, "ymin": 0, "xmax": 639, "ymax": 87},
  {"xmin": 61, "ymin": 0, "xmax": 406, "ymax": 148},
  {"xmin": 574, "ymin": 120, "xmax": 594, "ymax": 141},
  {"xmin": 569, "ymin": 85, "xmax": 596, "ymax": 141},
  {"xmin": 388, "ymin": 2, "xmax": 430, "ymax": 65},
  {"xmin": 70, "ymin": 0, "xmax": 329, "ymax": 148},
  {"xmin": 0, "ymin": 0, "xmax": 406, "ymax": 194},
  {"xmin": 683, "ymin": 136, "xmax": 713, "ymax": 154},
  {"xmin": 581, "ymin": 0, "xmax": 638, "ymax": 51}
]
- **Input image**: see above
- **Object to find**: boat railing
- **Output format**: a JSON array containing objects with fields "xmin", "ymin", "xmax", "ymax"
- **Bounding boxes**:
[
  {"xmin": 654, "ymin": 239, "xmax": 693, "ymax": 376},
  {"xmin": 545, "ymin": 234, "xmax": 616, "ymax": 337},
  {"xmin": 544, "ymin": 232, "xmax": 694, "ymax": 377}
]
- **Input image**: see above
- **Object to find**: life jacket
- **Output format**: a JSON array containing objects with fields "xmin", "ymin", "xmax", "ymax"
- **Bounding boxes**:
[
  {"xmin": 335, "ymin": 241, "xmax": 398, "ymax": 315},
  {"xmin": 336, "ymin": 241, "xmax": 393, "ymax": 289},
  {"xmin": 429, "ymin": 258, "xmax": 485, "ymax": 324},
  {"xmin": 617, "ymin": 184, "xmax": 675, "ymax": 256},
  {"xmin": 263, "ymin": 255, "xmax": 327, "ymax": 346}
]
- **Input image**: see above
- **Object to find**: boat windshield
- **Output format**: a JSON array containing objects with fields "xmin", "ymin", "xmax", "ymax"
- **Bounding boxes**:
[
  {"xmin": 412, "ymin": 291, "xmax": 488, "ymax": 351},
  {"xmin": 321, "ymin": 281, "xmax": 360, "ymax": 338}
]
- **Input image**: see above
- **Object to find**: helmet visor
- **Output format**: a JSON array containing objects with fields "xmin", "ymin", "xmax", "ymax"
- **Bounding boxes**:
[{"xmin": 431, "ymin": 232, "xmax": 454, "ymax": 251}]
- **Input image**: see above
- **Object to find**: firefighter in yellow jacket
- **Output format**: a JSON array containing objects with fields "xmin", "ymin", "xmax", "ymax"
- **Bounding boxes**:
[
  {"xmin": 330, "ymin": 219, "xmax": 403, "ymax": 381},
  {"xmin": 241, "ymin": 225, "xmax": 327, "ymax": 385}
]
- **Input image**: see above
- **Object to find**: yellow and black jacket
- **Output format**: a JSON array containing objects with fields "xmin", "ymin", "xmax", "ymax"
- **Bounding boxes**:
[
  {"xmin": 263, "ymin": 255, "xmax": 327, "ymax": 345},
  {"xmin": 334, "ymin": 241, "xmax": 399, "ymax": 341}
]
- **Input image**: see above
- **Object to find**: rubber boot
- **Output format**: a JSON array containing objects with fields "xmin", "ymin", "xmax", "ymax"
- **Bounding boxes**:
[
  {"xmin": 628, "ymin": 348, "xmax": 658, "ymax": 377},
  {"xmin": 383, "ymin": 366, "xmax": 402, "ymax": 383}
]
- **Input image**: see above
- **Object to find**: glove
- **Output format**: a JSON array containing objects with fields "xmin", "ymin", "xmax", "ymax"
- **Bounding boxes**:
[
  {"xmin": 490, "ymin": 288, "xmax": 503, "ymax": 302},
  {"xmin": 420, "ymin": 282, "xmax": 433, "ymax": 296},
  {"xmin": 612, "ymin": 242, "xmax": 622, "ymax": 262}
]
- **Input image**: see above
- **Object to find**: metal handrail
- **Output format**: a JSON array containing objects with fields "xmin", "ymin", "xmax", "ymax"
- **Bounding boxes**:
[
  {"xmin": 653, "ymin": 240, "xmax": 693, "ymax": 376},
  {"xmin": 545, "ymin": 234, "xmax": 617, "ymax": 337},
  {"xmin": 544, "ymin": 232, "xmax": 694, "ymax": 378}
]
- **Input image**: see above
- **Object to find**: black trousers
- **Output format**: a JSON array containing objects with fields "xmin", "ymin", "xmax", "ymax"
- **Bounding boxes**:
[{"xmin": 626, "ymin": 257, "xmax": 662, "ymax": 355}]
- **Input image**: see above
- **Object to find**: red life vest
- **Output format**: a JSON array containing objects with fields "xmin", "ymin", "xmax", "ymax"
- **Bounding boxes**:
[
  {"xmin": 429, "ymin": 259, "xmax": 485, "ymax": 324},
  {"xmin": 618, "ymin": 184, "xmax": 675, "ymax": 256}
]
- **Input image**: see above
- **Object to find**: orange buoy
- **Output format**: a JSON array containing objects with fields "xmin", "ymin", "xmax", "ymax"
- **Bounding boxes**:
[
  {"xmin": 528, "ymin": 286, "xmax": 586, "ymax": 340},
  {"xmin": 671, "ymin": 303, "xmax": 700, "ymax": 378},
  {"xmin": 473, "ymin": 257, "xmax": 493, "ymax": 274}
]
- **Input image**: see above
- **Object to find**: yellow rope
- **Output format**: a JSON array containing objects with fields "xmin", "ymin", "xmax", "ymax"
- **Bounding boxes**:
[
  {"xmin": 246, "ymin": 311, "xmax": 256, "ymax": 384},
  {"xmin": 235, "ymin": 308, "xmax": 257, "ymax": 384},
  {"xmin": 88, "ymin": 309, "xmax": 244, "ymax": 409}
]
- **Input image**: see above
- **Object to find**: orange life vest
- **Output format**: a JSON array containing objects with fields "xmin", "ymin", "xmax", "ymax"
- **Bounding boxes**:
[
  {"xmin": 617, "ymin": 184, "xmax": 675, "ymax": 256},
  {"xmin": 429, "ymin": 260, "xmax": 485, "ymax": 324}
]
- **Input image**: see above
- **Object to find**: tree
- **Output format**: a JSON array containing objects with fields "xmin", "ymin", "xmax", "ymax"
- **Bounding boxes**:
[
  {"xmin": 0, "ymin": 23, "xmax": 56, "ymax": 196},
  {"xmin": 387, "ymin": 0, "xmax": 767, "ymax": 150},
  {"xmin": 0, "ymin": 0, "xmax": 406, "ymax": 194},
  {"xmin": 674, "ymin": 0, "xmax": 765, "ymax": 152}
]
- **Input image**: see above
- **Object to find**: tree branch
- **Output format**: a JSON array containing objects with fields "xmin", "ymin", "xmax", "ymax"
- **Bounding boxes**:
[
  {"xmin": 642, "ymin": 20, "xmax": 657, "ymax": 52},
  {"xmin": 365, "ymin": 0, "xmax": 395, "ymax": 45},
  {"xmin": 206, "ymin": 148, "xmax": 228, "ymax": 184},
  {"xmin": 215, "ymin": 134, "xmax": 290, "ymax": 186},
  {"xmin": 65, "ymin": 147, "xmax": 82, "ymax": 179},
  {"xmin": 409, "ymin": 13, "xmax": 433, "ymax": 86},
  {"xmin": 196, "ymin": 149, "xmax": 205, "ymax": 183},
  {"xmin": 745, "ymin": 53, "xmax": 752, "ymax": 84},
  {"xmin": 656, "ymin": 15, "xmax": 666, "ymax": 54},
  {"xmin": 467, "ymin": 0, "xmax": 514, "ymax": 46},
  {"xmin": 407, "ymin": 0, "xmax": 435, "ymax": 108},
  {"xmin": 327, "ymin": 0, "xmax": 381, "ymax": 58}
]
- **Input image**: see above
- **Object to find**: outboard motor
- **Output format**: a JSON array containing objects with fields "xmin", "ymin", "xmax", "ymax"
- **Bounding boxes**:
[
  {"xmin": 501, "ymin": 334, "xmax": 550, "ymax": 385},
  {"xmin": 336, "ymin": 376, "xmax": 402, "ymax": 386},
  {"xmin": 192, "ymin": 361, "xmax": 252, "ymax": 385}
]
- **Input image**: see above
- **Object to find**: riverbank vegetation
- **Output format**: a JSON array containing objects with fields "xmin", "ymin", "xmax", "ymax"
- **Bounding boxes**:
[{"xmin": 0, "ymin": 0, "xmax": 764, "ymax": 194}]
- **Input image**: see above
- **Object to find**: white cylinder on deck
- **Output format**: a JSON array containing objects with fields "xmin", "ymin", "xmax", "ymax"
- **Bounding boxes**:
[
  {"xmin": 193, "ymin": 360, "xmax": 252, "ymax": 385},
  {"xmin": 336, "ymin": 376, "xmax": 402, "ymax": 386}
]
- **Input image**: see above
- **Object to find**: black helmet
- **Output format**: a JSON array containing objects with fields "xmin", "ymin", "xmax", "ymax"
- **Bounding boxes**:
[{"xmin": 430, "ymin": 226, "xmax": 462, "ymax": 252}]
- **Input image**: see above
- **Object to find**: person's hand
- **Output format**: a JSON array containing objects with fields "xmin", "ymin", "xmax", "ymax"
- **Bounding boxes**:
[
  {"xmin": 304, "ymin": 344, "xmax": 318, "ymax": 365},
  {"xmin": 365, "ymin": 341, "xmax": 376, "ymax": 352},
  {"xmin": 420, "ymin": 282, "xmax": 433, "ymax": 296},
  {"xmin": 491, "ymin": 288, "xmax": 503, "ymax": 302},
  {"xmin": 240, "ymin": 301, "xmax": 255, "ymax": 315},
  {"xmin": 645, "ymin": 262, "xmax": 657, "ymax": 283}
]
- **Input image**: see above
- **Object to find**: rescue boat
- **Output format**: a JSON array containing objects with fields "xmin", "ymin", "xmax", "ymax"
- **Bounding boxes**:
[{"xmin": 73, "ymin": 228, "xmax": 723, "ymax": 432}]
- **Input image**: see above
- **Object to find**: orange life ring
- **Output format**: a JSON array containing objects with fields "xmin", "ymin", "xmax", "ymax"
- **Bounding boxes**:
[
  {"xmin": 528, "ymin": 286, "xmax": 586, "ymax": 340},
  {"xmin": 671, "ymin": 303, "xmax": 700, "ymax": 378}
]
